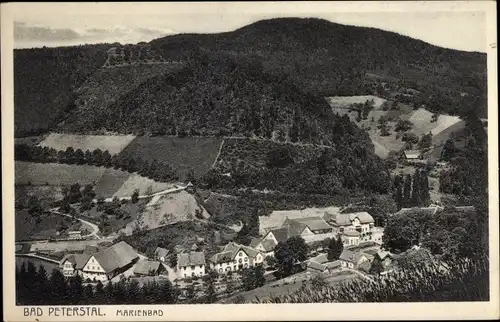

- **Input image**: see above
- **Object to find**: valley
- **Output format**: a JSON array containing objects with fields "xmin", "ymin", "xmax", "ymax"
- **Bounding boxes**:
[{"xmin": 13, "ymin": 17, "xmax": 488, "ymax": 306}]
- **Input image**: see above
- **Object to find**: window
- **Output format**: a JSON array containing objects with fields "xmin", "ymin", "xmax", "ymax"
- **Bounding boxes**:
[
  {"xmin": 191, "ymin": 265, "xmax": 195, "ymax": 270},
  {"xmin": 239, "ymin": 253, "xmax": 243, "ymax": 257},
  {"xmin": 233, "ymin": 266, "xmax": 236, "ymax": 270},
  {"xmin": 244, "ymin": 257, "xmax": 248, "ymax": 262},
  {"xmin": 199, "ymin": 265, "xmax": 203, "ymax": 269},
  {"xmin": 219, "ymin": 268, "xmax": 223, "ymax": 273},
  {"xmin": 192, "ymin": 272, "xmax": 195, "ymax": 277},
  {"xmin": 244, "ymin": 263, "xmax": 249, "ymax": 268},
  {"xmin": 227, "ymin": 267, "xmax": 231, "ymax": 271},
  {"xmin": 184, "ymin": 274, "xmax": 187, "ymax": 278},
  {"xmin": 239, "ymin": 258, "xmax": 242, "ymax": 263}
]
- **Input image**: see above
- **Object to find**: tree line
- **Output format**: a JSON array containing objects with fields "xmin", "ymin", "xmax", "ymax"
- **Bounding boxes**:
[
  {"xmin": 15, "ymin": 144, "xmax": 178, "ymax": 182},
  {"xmin": 392, "ymin": 169, "xmax": 431, "ymax": 209}
]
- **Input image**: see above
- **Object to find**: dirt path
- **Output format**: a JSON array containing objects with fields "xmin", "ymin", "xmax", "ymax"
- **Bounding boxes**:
[
  {"xmin": 92, "ymin": 185, "xmax": 187, "ymax": 203},
  {"xmin": 49, "ymin": 208, "xmax": 101, "ymax": 240}
]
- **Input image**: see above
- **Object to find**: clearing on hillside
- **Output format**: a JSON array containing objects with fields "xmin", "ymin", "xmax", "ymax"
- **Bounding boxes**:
[
  {"xmin": 120, "ymin": 190, "xmax": 210, "ymax": 235},
  {"xmin": 118, "ymin": 136, "xmax": 223, "ymax": 180},
  {"xmin": 16, "ymin": 210, "xmax": 82, "ymax": 241},
  {"xmin": 39, "ymin": 133, "xmax": 136, "ymax": 155},
  {"xmin": 15, "ymin": 161, "xmax": 106, "ymax": 186},
  {"xmin": 111, "ymin": 174, "xmax": 175, "ymax": 198},
  {"xmin": 326, "ymin": 95, "xmax": 387, "ymax": 109}
]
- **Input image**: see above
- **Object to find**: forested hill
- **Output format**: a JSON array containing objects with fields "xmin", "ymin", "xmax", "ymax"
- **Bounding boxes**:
[
  {"xmin": 150, "ymin": 17, "xmax": 487, "ymax": 115},
  {"xmin": 60, "ymin": 51, "xmax": 371, "ymax": 148},
  {"xmin": 14, "ymin": 18, "xmax": 487, "ymax": 137}
]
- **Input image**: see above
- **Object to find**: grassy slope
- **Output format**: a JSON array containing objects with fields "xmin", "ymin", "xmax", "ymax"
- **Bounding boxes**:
[
  {"xmin": 118, "ymin": 136, "xmax": 223, "ymax": 180},
  {"xmin": 39, "ymin": 133, "xmax": 136, "ymax": 155},
  {"xmin": 15, "ymin": 211, "xmax": 81, "ymax": 241}
]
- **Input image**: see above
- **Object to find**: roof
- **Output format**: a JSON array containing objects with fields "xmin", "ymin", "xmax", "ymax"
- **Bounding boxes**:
[
  {"xmin": 84, "ymin": 245, "xmax": 99, "ymax": 254},
  {"xmin": 174, "ymin": 245, "xmax": 185, "ymax": 253},
  {"xmin": 326, "ymin": 260, "xmax": 341, "ymax": 269},
  {"xmin": 155, "ymin": 247, "xmax": 169, "ymax": 258},
  {"xmin": 61, "ymin": 253, "xmax": 92, "ymax": 270},
  {"xmin": 92, "ymin": 241, "xmax": 139, "ymax": 274},
  {"xmin": 311, "ymin": 253, "xmax": 328, "ymax": 264},
  {"xmin": 376, "ymin": 250, "xmax": 392, "ymax": 260},
  {"xmin": 133, "ymin": 260, "xmax": 162, "ymax": 275},
  {"xmin": 330, "ymin": 212, "xmax": 374, "ymax": 226},
  {"xmin": 259, "ymin": 206, "xmax": 341, "ymax": 233},
  {"xmin": 210, "ymin": 251, "xmax": 233, "ymax": 264},
  {"xmin": 339, "ymin": 250, "xmax": 367, "ymax": 264},
  {"xmin": 268, "ymin": 227, "xmax": 290, "ymax": 243},
  {"xmin": 261, "ymin": 239, "xmax": 277, "ymax": 252},
  {"xmin": 342, "ymin": 230, "xmax": 360, "ymax": 237},
  {"xmin": 307, "ymin": 261, "xmax": 327, "ymax": 272},
  {"xmin": 249, "ymin": 237, "xmax": 261, "ymax": 248},
  {"xmin": 177, "ymin": 252, "xmax": 206, "ymax": 267},
  {"xmin": 404, "ymin": 150, "xmax": 421, "ymax": 159},
  {"xmin": 285, "ymin": 217, "xmax": 332, "ymax": 231}
]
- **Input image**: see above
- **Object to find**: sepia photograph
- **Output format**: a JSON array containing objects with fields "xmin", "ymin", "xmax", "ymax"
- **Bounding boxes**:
[{"xmin": 2, "ymin": 1, "xmax": 498, "ymax": 321}]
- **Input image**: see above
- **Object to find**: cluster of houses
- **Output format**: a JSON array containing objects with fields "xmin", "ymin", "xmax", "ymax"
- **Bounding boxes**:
[{"xmin": 57, "ymin": 207, "xmax": 386, "ymax": 283}]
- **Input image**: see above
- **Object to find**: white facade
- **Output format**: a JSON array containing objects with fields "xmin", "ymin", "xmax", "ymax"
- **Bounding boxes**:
[
  {"xmin": 82, "ymin": 256, "xmax": 108, "ymax": 282},
  {"xmin": 61, "ymin": 260, "xmax": 75, "ymax": 277},
  {"xmin": 210, "ymin": 249, "xmax": 265, "ymax": 274},
  {"xmin": 178, "ymin": 263, "xmax": 206, "ymax": 279}
]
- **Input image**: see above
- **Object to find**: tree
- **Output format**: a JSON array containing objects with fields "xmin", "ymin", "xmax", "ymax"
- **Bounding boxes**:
[
  {"xmin": 203, "ymin": 269, "xmax": 217, "ymax": 303},
  {"xmin": 241, "ymin": 265, "xmax": 265, "ymax": 291},
  {"xmin": 441, "ymin": 138, "xmax": 457, "ymax": 161},
  {"xmin": 369, "ymin": 258, "xmax": 385, "ymax": 275},
  {"xmin": 27, "ymin": 196, "xmax": 43, "ymax": 220},
  {"xmin": 327, "ymin": 237, "xmax": 342, "ymax": 261},
  {"xmin": 402, "ymin": 174, "xmax": 412, "ymax": 207},
  {"xmin": 274, "ymin": 236, "xmax": 308, "ymax": 277},
  {"xmin": 186, "ymin": 168, "xmax": 196, "ymax": 184},
  {"xmin": 418, "ymin": 132, "xmax": 433, "ymax": 151},
  {"xmin": 169, "ymin": 254, "xmax": 178, "ymax": 268},
  {"xmin": 395, "ymin": 119, "xmax": 414, "ymax": 132},
  {"xmin": 131, "ymin": 189, "xmax": 140, "ymax": 203}
]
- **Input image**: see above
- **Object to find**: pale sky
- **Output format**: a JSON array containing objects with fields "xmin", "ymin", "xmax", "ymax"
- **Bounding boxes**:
[{"xmin": 11, "ymin": 2, "xmax": 488, "ymax": 52}]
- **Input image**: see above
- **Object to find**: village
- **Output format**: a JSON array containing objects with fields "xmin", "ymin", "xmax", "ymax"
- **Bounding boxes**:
[{"xmin": 15, "ymin": 178, "xmax": 462, "ymax": 303}]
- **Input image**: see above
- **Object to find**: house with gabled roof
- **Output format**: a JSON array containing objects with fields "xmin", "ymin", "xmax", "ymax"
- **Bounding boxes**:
[
  {"xmin": 133, "ymin": 259, "xmax": 166, "ymax": 276},
  {"xmin": 209, "ymin": 242, "xmax": 264, "ymax": 274},
  {"xmin": 177, "ymin": 251, "xmax": 206, "ymax": 279},
  {"xmin": 59, "ymin": 253, "xmax": 92, "ymax": 278},
  {"xmin": 339, "ymin": 250, "xmax": 370, "ymax": 269},
  {"xmin": 80, "ymin": 241, "xmax": 139, "ymax": 282},
  {"xmin": 154, "ymin": 247, "xmax": 170, "ymax": 262},
  {"xmin": 249, "ymin": 237, "xmax": 276, "ymax": 258},
  {"xmin": 326, "ymin": 212, "xmax": 377, "ymax": 247}
]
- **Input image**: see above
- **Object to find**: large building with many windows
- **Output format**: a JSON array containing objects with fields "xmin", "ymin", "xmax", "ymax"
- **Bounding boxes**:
[
  {"xmin": 177, "ymin": 252, "xmax": 206, "ymax": 279},
  {"xmin": 209, "ymin": 242, "xmax": 264, "ymax": 274}
]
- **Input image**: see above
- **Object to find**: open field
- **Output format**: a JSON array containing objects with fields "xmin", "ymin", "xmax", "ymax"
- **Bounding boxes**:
[
  {"xmin": 15, "ymin": 210, "xmax": 81, "ymax": 241},
  {"xmin": 118, "ymin": 136, "xmax": 223, "ymax": 180},
  {"xmin": 15, "ymin": 162, "xmax": 106, "ymax": 186},
  {"xmin": 326, "ymin": 95, "xmax": 387, "ymax": 109},
  {"xmin": 15, "ymin": 185, "xmax": 64, "ymax": 206},
  {"xmin": 15, "ymin": 161, "xmax": 174, "ymax": 199},
  {"xmin": 39, "ymin": 133, "xmax": 136, "ymax": 154},
  {"xmin": 328, "ymin": 96, "xmax": 465, "ymax": 159},
  {"xmin": 121, "ymin": 190, "xmax": 210, "ymax": 235}
]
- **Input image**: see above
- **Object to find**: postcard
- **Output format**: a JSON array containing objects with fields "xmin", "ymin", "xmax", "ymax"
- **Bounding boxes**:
[{"xmin": 2, "ymin": 1, "xmax": 498, "ymax": 321}]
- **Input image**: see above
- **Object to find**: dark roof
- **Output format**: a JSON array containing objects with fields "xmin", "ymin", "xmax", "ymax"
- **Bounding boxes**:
[
  {"xmin": 269, "ymin": 227, "xmax": 290, "ymax": 243},
  {"xmin": 210, "ymin": 251, "xmax": 233, "ymax": 264},
  {"xmin": 155, "ymin": 247, "xmax": 169, "ymax": 258},
  {"xmin": 61, "ymin": 253, "xmax": 92, "ymax": 270},
  {"xmin": 339, "ymin": 250, "xmax": 367, "ymax": 264},
  {"xmin": 307, "ymin": 261, "xmax": 327, "ymax": 271},
  {"xmin": 261, "ymin": 239, "xmax": 277, "ymax": 252},
  {"xmin": 343, "ymin": 230, "xmax": 360, "ymax": 237},
  {"xmin": 133, "ymin": 260, "xmax": 162, "ymax": 275},
  {"xmin": 326, "ymin": 260, "xmax": 341, "ymax": 269},
  {"xmin": 84, "ymin": 245, "xmax": 99, "ymax": 254},
  {"xmin": 289, "ymin": 217, "xmax": 332, "ymax": 231},
  {"xmin": 177, "ymin": 252, "xmax": 205, "ymax": 267},
  {"xmin": 330, "ymin": 212, "xmax": 374, "ymax": 226},
  {"xmin": 92, "ymin": 241, "xmax": 138, "ymax": 274},
  {"xmin": 249, "ymin": 237, "xmax": 261, "ymax": 248}
]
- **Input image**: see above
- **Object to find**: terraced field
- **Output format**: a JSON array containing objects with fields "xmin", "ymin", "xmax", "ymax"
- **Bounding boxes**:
[
  {"xmin": 15, "ymin": 162, "xmax": 106, "ymax": 186},
  {"xmin": 119, "ymin": 136, "xmax": 223, "ymax": 180},
  {"xmin": 15, "ymin": 161, "xmax": 174, "ymax": 199},
  {"xmin": 39, "ymin": 133, "xmax": 136, "ymax": 154}
]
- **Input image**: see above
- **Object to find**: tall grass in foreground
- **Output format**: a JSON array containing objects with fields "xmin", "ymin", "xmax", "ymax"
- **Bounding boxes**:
[{"xmin": 255, "ymin": 257, "xmax": 489, "ymax": 303}]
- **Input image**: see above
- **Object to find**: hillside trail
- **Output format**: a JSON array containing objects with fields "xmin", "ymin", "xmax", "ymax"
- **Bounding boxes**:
[
  {"xmin": 48, "ymin": 208, "xmax": 101, "ymax": 240},
  {"xmin": 91, "ymin": 185, "xmax": 187, "ymax": 203}
]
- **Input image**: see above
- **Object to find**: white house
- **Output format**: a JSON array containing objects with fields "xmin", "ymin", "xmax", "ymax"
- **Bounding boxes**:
[
  {"xmin": 249, "ymin": 237, "xmax": 277, "ymax": 258},
  {"xmin": 209, "ymin": 242, "xmax": 264, "ymax": 274},
  {"xmin": 325, "ymin": 212, "xmax": 376, "ymax": 247},
  {"xmin": 339, "ymin": 250, "xmax": 370, "ymax": 269},
  {"xmin": 59, "ymin": 253, "xmax": 91, "ymax": 277},
  {"xmin": 154, "ymin": 247, "xmax": 170, "ymax": 262},
  {"xmin": 81, "ymin": 241, "xmax": 139, "ymax": 282},
  {"xmin": 177, "ymin": 252, "xmax": 206, "ymax": 279}
]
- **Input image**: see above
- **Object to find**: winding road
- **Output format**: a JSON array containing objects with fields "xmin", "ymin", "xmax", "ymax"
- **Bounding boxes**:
[
  {"xmin": 49, "ymin": 184, "xmax": 188, "ymax": 240},
  {"xmin": 49, "ymin": 208, "xmax": 101, "ymax": 240}
]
